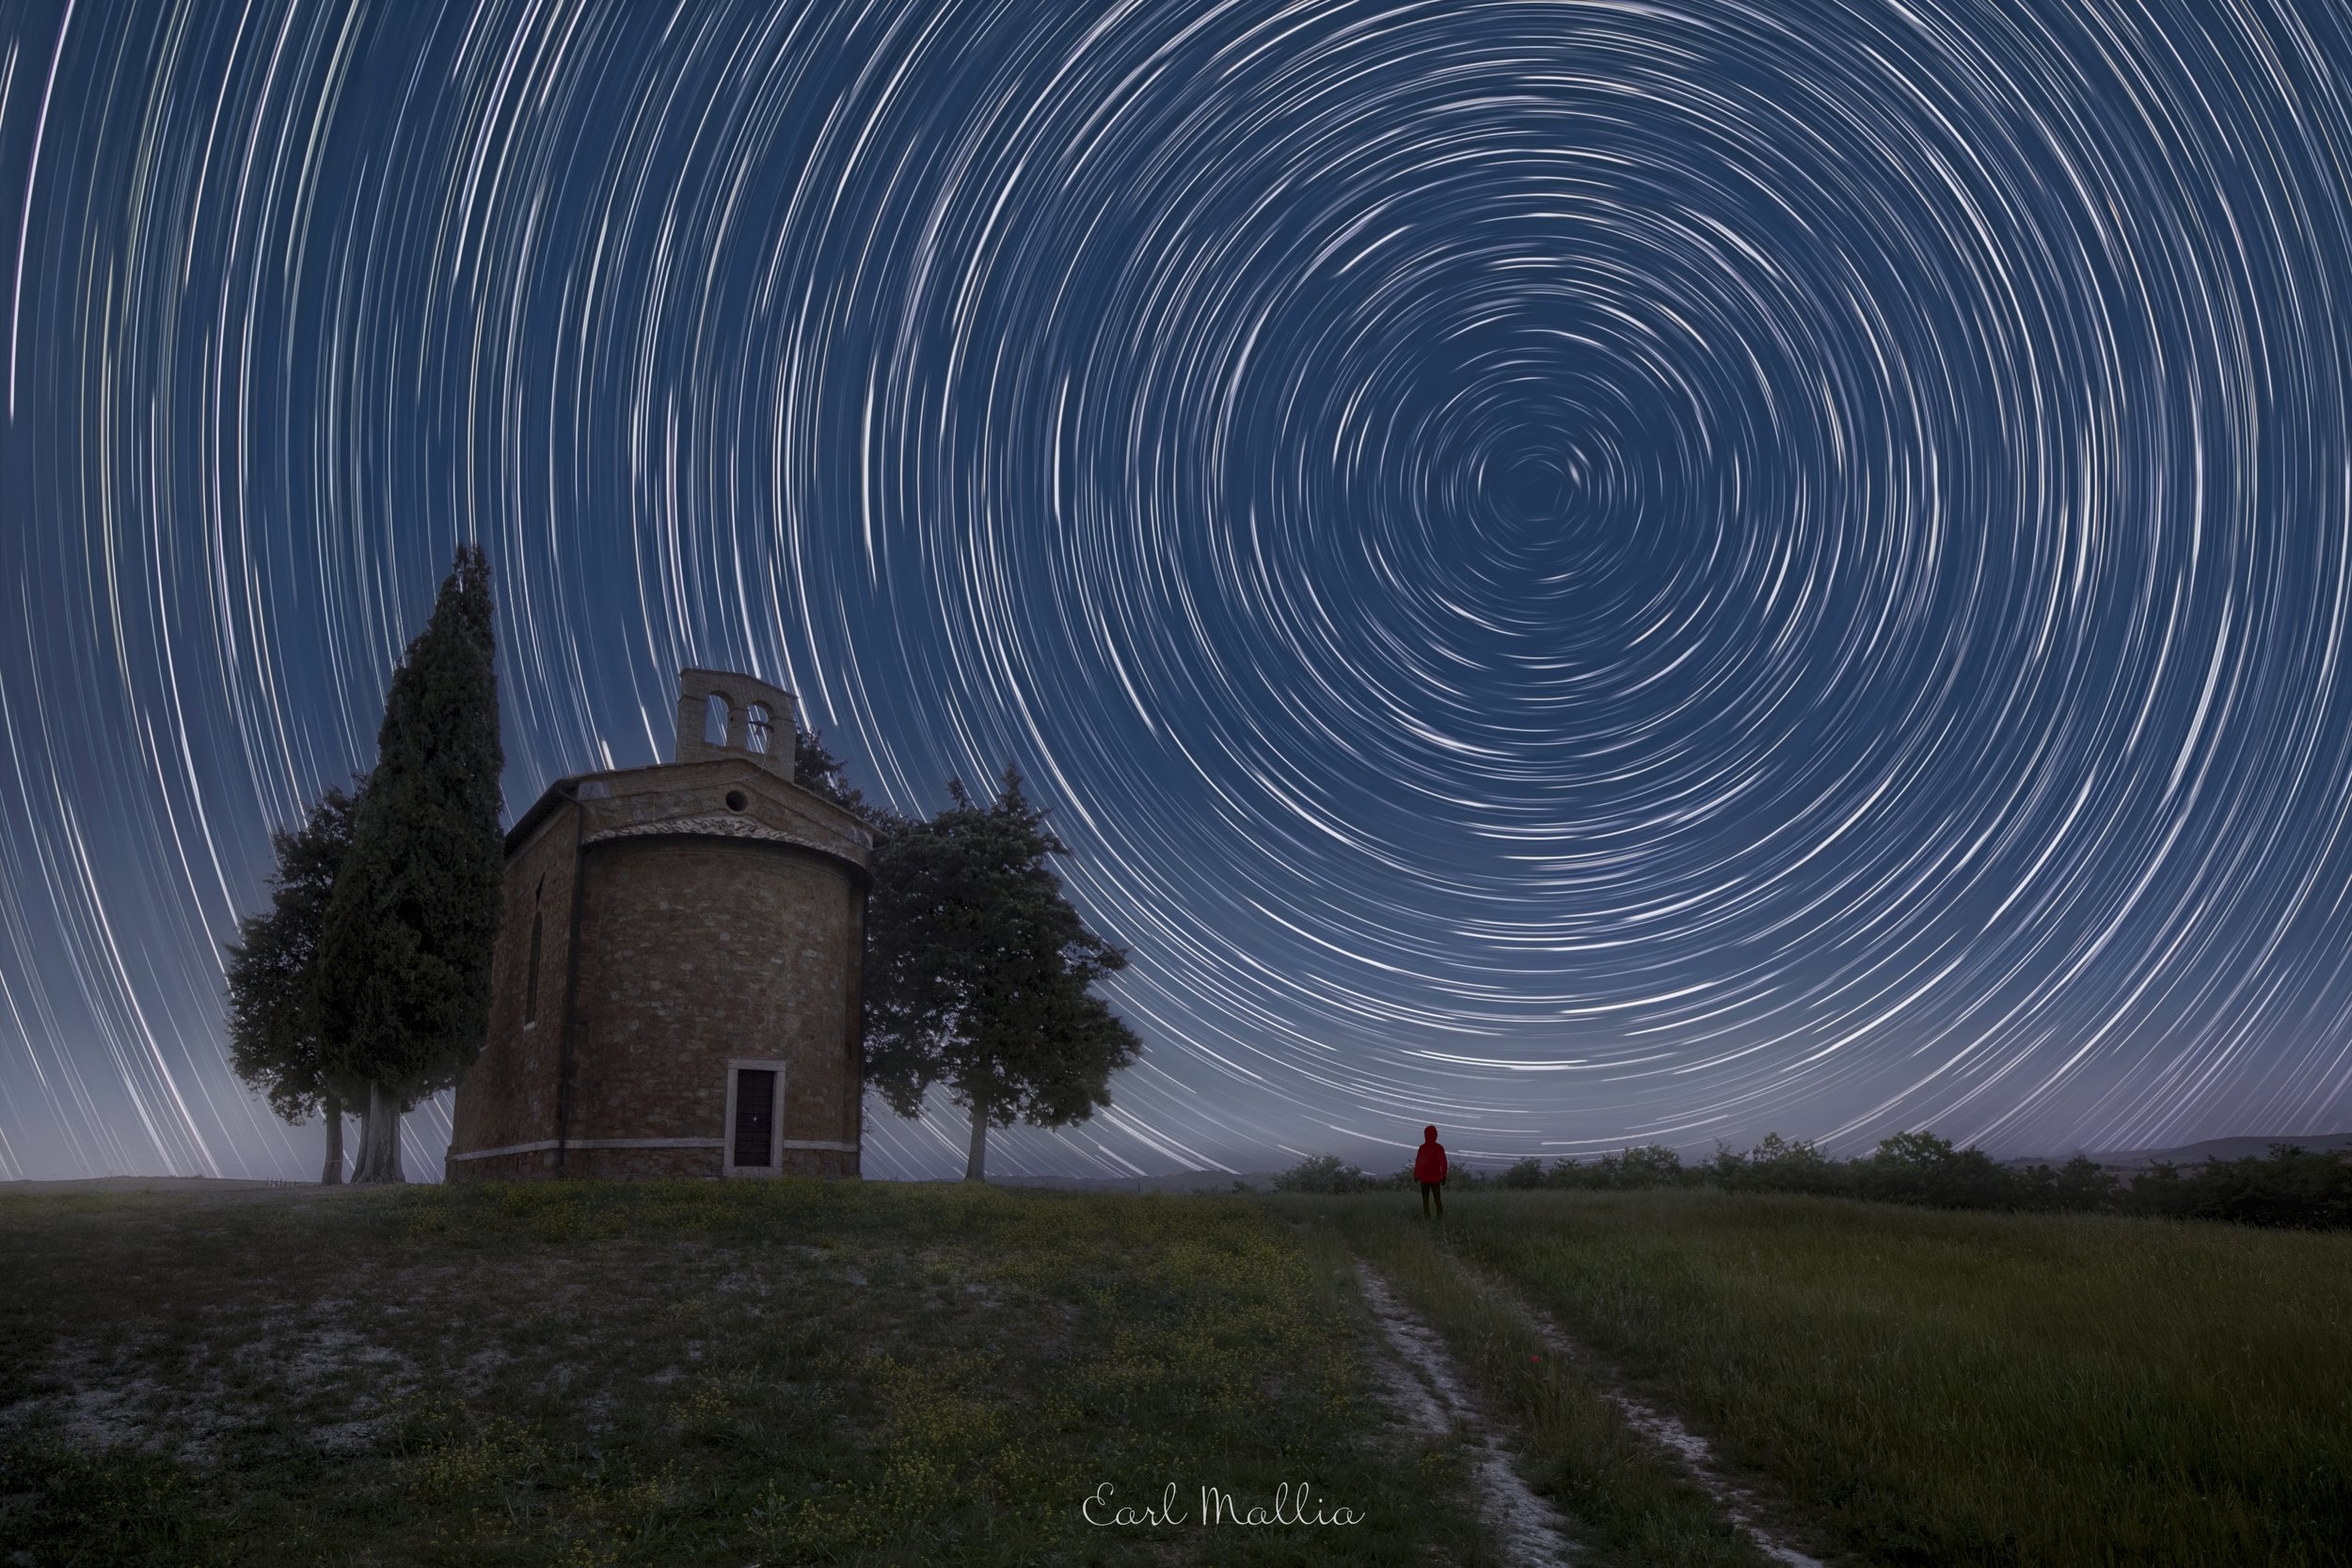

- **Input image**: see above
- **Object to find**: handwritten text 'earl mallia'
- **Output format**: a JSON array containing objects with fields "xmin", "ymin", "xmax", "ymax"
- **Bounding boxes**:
[{"xmin": 1083, "ymin": 1481, "xmax": 1363, "ymax": 1528}]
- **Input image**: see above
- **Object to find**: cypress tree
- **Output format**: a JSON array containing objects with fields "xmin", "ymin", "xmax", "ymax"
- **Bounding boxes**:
[
  {"xmin": 313, "ymin": 544, "xmax": 504, "ymax": 1182},
  {"xmin": 793, "ymin": 724, "xmax": 873, "ymax": 821},
  {"xmin": 864, "ymin": 767, "xmax": 1141, "ymax": 1180},
  {"xmin": 224, "ymin": 781, "xmax": 365, "ymax": 1182}
]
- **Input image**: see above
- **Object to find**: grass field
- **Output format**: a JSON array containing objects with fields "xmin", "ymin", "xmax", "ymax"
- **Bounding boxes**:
[
  {"xmin": 5, "ymin": 1180, "xmax": 2349, "ymax": 1567},
  {"xmin": 0, "ymin": 1181, "xmax": 1497, "ymax": 1567},
  {"xmin": 1305, "ymin": 1189, "xmax": 2352, "ymax": 1567}
]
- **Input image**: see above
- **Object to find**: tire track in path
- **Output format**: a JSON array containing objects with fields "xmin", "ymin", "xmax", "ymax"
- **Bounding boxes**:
[
  {"xmin": 1355, "ymin": 1261, "xmax": 1580, "ymax": 1568},
  {"xmin": 1446, "ymin": 1255, "xmax": 1827, "ymax": 1568}
]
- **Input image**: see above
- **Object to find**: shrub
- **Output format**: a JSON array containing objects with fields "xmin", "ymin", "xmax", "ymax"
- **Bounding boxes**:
[
  {"xmin": 2124, "ymin": 1145, "xmax": 2352, "ymax": 1229},
  {"xmin": 1273, "ymin": 1154, "xmax": 1374, "ymax": 1194},
  {"xmin": 1714, "ymin": 1132, "xmax": 1847, "ymax": 1196},
  {"xmin": 1542, "ymin": 1144, "xmax": 1690, "ymax": 1191},
  {"xmin": 2053, "ymin": 1154, "xmax": 2122, "ymax": 1210},
  {"xmin": 1616, "ymin": 1144, "xmax": 1690, "ymax": 1187},
  {"xmin": 1854, "ymin": 1132, "xmax": 2025, "ymax": 1210},
  {"xmin": 2012, "ymin": 1154, "xmax": 2122, "ymax": 1213}
]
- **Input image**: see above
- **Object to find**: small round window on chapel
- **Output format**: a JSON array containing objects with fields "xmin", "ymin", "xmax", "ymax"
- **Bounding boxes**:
[{"xmin": 724, "ymin": 789, "xmax": 749, "ymax": 813}]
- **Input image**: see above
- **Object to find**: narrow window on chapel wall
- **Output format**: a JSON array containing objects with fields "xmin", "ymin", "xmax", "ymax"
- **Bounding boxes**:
[
  {"xmin": 523, "ymin": 878, "xmax": 545, "ymax": 1025},
  {"xmin": 704, "ymin": 692, "xmax": 731, "ymax": 747},
  {"xmin": 734, "ymin": 1069, "xmax": 777, "ymax": 1167},
  {"xmin": 745, "ymin": 702, "xmax": 771, "ymax": 754}
]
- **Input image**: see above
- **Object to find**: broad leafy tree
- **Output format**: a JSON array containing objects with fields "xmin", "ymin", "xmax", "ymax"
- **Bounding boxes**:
[
  {"xmin": 313, "ymin": 544, "xmax": 504, "ymax": 1182},
  {"xmin": 224, "ymin": 782, "xmax": 365, "ymax": 1182},
  {"xmin": 864, "ymin": 768, "xmax": 1141, "ymax": 1180}
]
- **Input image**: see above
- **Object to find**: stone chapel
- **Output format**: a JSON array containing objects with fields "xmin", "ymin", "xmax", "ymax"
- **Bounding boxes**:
[{"xmin": 446, "ymin": 669, "xmax": 871, "ymax": 1180}]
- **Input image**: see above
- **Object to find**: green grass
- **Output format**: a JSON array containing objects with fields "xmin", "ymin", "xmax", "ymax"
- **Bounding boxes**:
[
  {"xmin": 0, "ymin": 1180, "xmax": 1499, "ymax": 1567},
  {"xmin": 1302, "ymin": 1196, "xmax": 1787, "ymax": 1568},
  {"xmin": 13, "ymin": 1180, "xmax": 2349, "ymax": 1567},
  {"xmin": 1316, "ymin": 1186, "xmax": 2352, "ymax": 1567}
]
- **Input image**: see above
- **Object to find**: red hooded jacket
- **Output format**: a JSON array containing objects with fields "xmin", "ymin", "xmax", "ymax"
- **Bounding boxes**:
[{"xmin": 1413, "ymin": 1127, "xmax": 1447, "ymax": 1183}]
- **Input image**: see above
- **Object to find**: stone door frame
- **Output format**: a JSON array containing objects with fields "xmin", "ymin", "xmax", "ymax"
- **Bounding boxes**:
[{"xmin": 723, "ymin": 1057, "xmax": 789, "ymax": 1177}]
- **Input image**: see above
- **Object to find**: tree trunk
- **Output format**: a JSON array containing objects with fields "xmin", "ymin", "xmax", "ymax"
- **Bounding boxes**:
[
  {"xmin": 319, "ymin": 1093, "xmax": 344, "ymax": 1184},
  {"xmin": 963, "ymin": 1094, "xmax": 990, "ymax": 1182},
  {"xmin": 351, "ymin": 1081, "xmax": 406, "ymax": 1184}
]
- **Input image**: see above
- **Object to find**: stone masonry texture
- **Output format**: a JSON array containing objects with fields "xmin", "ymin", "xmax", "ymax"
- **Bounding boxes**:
[{"xmin": 448, "ymin": 672, "xmax": 869, "ymax": 1182}]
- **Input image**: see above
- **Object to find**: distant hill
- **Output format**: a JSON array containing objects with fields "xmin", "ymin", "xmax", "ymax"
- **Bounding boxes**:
[{"xmin": 2006, "ymin": 1132, "xmax": 2352, "ymax": 1172}]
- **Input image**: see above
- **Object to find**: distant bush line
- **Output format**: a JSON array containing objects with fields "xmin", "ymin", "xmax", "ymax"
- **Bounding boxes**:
[{"xmin": 1272, "ymin": 1132, "xmax": 2352, "ymax": 1229}]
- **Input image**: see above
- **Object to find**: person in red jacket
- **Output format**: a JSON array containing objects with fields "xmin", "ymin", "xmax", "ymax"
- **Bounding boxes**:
[{"xmin": 1414, "ymin": 1126, "xmax": 1448, "ymax": 1217}]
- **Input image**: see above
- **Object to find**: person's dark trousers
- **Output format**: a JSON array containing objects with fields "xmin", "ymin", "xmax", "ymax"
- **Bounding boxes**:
[{"xmin": 1421, "ymin": 1180, "xmax": 1442, "ymax": 1217}]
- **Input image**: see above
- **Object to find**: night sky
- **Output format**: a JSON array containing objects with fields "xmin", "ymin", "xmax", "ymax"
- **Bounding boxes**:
[{"xmin": 4, "ymin": 0, "xmax": 2351, "ymax": 1182}]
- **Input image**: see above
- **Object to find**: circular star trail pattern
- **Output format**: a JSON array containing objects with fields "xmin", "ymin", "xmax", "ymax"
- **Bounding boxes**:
[{"xmin": 3, "ymin": 0, "xmax": 2351, "ymax": 1180}]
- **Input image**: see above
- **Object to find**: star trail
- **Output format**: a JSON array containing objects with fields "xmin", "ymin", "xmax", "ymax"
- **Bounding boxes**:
[{"xmin": 4, "ymin": 0, "xmax": 2351, "ymax": 1182}]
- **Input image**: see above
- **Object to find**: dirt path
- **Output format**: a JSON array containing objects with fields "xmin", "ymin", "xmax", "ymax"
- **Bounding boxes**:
[
  {"xmin": 1355, "ymin": 1262, "xmax": 1580, "ymax": 1568},
  {"xmin": 1462, "ymin": 1265, "xmax": 1826, "ymax": 1568}
]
